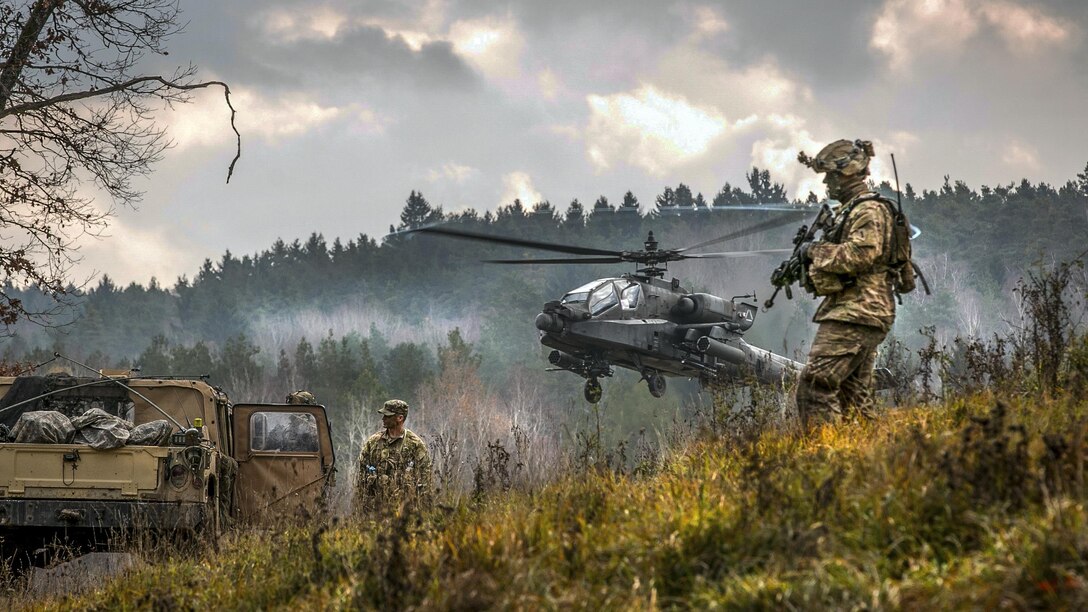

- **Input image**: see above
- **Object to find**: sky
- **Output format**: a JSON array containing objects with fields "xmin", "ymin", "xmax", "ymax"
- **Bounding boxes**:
[{"xmin": 72, "ymin": 0, "xmax": 1088, "ymax": 285}]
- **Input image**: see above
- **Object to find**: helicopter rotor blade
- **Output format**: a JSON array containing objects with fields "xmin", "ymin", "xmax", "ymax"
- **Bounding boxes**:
[
  {"xmin": 483, "ymin": 257, "xmax": 626, "ymax": 265},
  {"xmin": 680, "ymin": 249, "xmax": 794, "ymax": 259},
  {"xmin": 409, "ymin": 224, "xmax": 622, "ymax": 257},
  {"xmin": 702, "ymin": 203, "xmax": 810, "ymax": 213},
  {"xmin": 677, "ymin": 209, "xmax": 810, "ymax": 253}
]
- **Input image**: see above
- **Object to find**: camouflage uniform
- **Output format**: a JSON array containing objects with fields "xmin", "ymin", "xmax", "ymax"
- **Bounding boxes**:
[
  {"xmin": 354, "ymin": 401, "xmax": 433, "ymax": 515},
  {"xmin": 796, "ymin": 140, "xmax": 896, "ymax": 428}
]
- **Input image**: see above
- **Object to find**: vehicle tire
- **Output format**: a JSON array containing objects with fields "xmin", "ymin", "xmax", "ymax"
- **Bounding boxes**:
[{"xmin": 584, "ymin": 378, "xmax": 603, "ymax": 403}]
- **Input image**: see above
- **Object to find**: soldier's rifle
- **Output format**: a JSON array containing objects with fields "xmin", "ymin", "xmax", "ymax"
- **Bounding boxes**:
[{"xmin": 764, "ymin": 203, "xmax": 835, "ymax": 310}]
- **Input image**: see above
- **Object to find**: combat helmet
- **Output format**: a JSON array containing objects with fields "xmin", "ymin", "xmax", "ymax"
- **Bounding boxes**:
[
  {"xmin": 286, "ymin": 390, "xmax": 316, "ymax": 405},
  {"xmin": 798, "ymin": 139, "xmax": 874, "ymax": 176}
]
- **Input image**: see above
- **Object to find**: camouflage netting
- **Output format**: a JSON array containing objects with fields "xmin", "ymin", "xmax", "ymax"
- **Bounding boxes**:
[
  {"xmin": 0, "ymin": 375, "xmax": 175, "ymax": 448},
  {"xmin": 0, "ymin": 374, "xmax": 133, "ymax": 428}
]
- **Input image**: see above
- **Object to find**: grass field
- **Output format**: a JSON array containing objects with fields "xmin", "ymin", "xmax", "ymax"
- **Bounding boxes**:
[{"xmin": 14, "ymin": 387, "xmax": 1088, "ymax": 611}]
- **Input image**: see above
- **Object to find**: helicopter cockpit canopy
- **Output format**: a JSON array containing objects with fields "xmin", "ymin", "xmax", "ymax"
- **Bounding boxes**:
[{"xmin": 561, "ymin": 278, "xmax": 642, "ymax": 316}]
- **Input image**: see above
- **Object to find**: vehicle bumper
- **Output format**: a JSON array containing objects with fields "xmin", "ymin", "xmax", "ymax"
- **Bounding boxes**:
[{"xmin": 0, "ymin": 498, "xmax": 210, "ymax": 531}]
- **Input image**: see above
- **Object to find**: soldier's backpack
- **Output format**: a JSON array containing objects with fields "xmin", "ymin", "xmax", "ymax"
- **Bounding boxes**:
[{"xmin": 834, "ymin": 193, "xmax": 930, "ymax": 301}]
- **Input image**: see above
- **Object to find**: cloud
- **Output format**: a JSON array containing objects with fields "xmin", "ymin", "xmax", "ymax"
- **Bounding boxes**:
[
  {"xmin": 255, "ymin": 0, "xmax": 457, "ymax": 52},
  {"xmin": 585, "ymin": 85, "xmax": 728, "ymax": 176},
  {"xmin": 690, "ymin": 5, "xmax": 730, "ymax": 40},
  {"xmin": 871, "ymin": 0, "xmax": 1075, "ymax": 70},
  {"xmin": 537, "ymin": 68, "xmax": 562, "ymax": 100},
  {"xmin": 165, "ymin": 88, "xmax": 381, "ymax": 149},
  {"xmin": 259, "ymin": 5, "xmax": 350, "ymax": 41},
  {"xmin": 871, "ymin": 0, "xmax": 978, "ymax": 71},
  {"xmin": 73, "ymin": 216, "xmax": 195, "ymax": 285},
  {"xmin": 1001, "ymin": 140, "xmax": 1041, "ymax": 172},
  {"xmin": 449, "ymin": 15, "xmax": 525, "ymax": 80},
  {"xmin": 749, "ymin": 116, "xmax": 827, "ymax": 200},
  {"xmin": 979, "ymin": 1, "xmax": 1073, "ymax": 52},
  {"xmin": 427, "ymin": 162, "xmax": 479, "ymax": 184},
  {"xmin": 500, "ymin": 171, "xmax": 544, "ymax": 205}
]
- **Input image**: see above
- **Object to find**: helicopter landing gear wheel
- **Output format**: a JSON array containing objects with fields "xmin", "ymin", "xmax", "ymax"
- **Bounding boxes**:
[
  {"xmin": 646, "ymin": 371, "xmax": 666, "ymax": 398},
  {"xmin": 584, "ymin": 378, "xmax": 603, "ymax": 403}
]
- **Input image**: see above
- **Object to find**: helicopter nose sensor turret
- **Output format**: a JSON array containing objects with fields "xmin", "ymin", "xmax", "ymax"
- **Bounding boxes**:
[{"xmin": 535, "ymin": 312, "xmax": 564, "ymax": 332}]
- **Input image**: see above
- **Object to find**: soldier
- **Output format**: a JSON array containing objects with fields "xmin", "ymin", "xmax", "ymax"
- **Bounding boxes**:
[
  {"xmin": 794, "ymin": 139, "xmax": 895, "ymax": 429},
  {"xmin": 354, "ymin": 399, "xmax": 433, "ymax": 515}
]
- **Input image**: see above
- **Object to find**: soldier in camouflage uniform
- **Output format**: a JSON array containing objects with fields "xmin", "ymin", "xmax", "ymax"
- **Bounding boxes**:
[
  {"xmin": 354, "ymin": 399, "xmax": 433, "ymax": 515},
  {"xmin": 795, "ymin": 139, "xmax": 895, "ymax": 429}
]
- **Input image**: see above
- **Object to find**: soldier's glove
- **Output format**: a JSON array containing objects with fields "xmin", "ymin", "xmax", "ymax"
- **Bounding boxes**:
[{"xmin": 798, "ymin": 241, "xmax": 817, "ymax": 263}]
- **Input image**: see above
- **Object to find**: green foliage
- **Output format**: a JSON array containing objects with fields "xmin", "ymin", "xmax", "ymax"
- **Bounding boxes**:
[
  {"xmin": 218, "ymin": 334, "xmax": 264, "ymax": 389},
  {"xmin": 380, "ymin": 342, "xmax": 434, "ymax": 405}
]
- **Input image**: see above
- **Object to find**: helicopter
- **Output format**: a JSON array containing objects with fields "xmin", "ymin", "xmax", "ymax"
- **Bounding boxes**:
[{"xmin": 410, "ymin": 211, "xmax": 815, "ymax": 403}]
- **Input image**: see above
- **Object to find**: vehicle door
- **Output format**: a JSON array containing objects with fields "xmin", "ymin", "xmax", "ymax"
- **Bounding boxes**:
[{"xmin": 231, "ymin": 404, "xmax": 335, "ymax": 521}]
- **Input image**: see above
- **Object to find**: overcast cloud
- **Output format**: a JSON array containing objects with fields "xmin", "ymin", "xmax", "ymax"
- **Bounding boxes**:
[{"xmin": 67, "ymin": 0, "xmax": 1088, "ymax": 284}]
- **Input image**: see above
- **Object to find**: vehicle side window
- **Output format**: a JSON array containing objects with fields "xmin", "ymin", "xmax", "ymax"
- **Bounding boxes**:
[
  {"xmin": 250, "ymin": 412, "xmax": 319, "ymax": 453},
  {"xmin": 620, "ymin": 282, "xmax": 641, "ymax": 309},
  {"xmin": 589, "ymin": 282, "xmax": 619, "ymax": 315}
]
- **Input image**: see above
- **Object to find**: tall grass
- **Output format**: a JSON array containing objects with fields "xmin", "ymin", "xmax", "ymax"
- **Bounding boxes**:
[{"xmin": 10, "ymin": 391, "xmax": 1087, "ymax": 610}]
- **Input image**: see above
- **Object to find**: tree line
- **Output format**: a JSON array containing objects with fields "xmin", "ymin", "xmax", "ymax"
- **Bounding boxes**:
[{"xmin": 3, "ymin": 163, "xmax": 1087, "ymax": 384}]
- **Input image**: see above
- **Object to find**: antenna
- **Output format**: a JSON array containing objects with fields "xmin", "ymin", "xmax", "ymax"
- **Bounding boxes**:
[{"xmin": 891, "ymin": 153, "xmax": 904, "ymax": 215}]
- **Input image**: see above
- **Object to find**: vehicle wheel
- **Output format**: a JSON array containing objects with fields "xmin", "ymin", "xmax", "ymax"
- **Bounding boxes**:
[
  {"xmin": 647, "ymin": 372, "xmax": 667, "ymax": 398},
  {"xmin": 584, "ymin": 378, "xmax": 603, "ymax": 403}
]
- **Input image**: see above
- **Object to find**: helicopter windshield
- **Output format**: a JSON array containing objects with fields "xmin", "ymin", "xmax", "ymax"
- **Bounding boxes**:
[
  {"xmin": 589, "ymin": 282, "xmax": 619, "ymax": 315},
  {"xmin": 561, "ymin": 278, "xmax": 616, "ymax": 305},
  {"xmin": 619, "ymin": 281, "xmax": 641, "ymax": 309}
]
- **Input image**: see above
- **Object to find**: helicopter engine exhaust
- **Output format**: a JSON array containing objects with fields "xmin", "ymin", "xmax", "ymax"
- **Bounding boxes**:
[
  {"xmin": 673, "ymin": 294, "xmax": 755, "ymax": 331},
  {"xmin": 695, "ymin": 336, "xmax": 746, "ymax": 364},
  {"xmin": 535, "ymin": 312, "xmax": 565, "ymax": 333},
  {"xmin": 548, "ymin": 350, "xmax": 587, "ymax": 373}
]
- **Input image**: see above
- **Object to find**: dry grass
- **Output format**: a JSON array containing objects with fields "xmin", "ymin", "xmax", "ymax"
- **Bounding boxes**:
[{"xmin": 11, "ymin": 389, "xmax": 1088, "ymax": 610}]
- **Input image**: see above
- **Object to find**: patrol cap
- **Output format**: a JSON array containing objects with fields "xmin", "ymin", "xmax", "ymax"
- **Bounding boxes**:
[
  {"xmin": 798, "ymin": 139, "xmax": 874, "ymax": 176},
  {"xmin": 286, "ymin": 390, "xmax": 316, "ymax": 405},
  {"xmin": 378, "ymin": 399, "xmax": 409, "ymax": 416}
]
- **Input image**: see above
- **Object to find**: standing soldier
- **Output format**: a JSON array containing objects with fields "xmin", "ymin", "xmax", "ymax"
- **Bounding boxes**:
[
  {"xmin": 354, "ymin": 399, "xmax": 433, "ymax": 515},
  {"xmin": 794, "ymin": 139, "xmax": 896, "ymax": 429}
]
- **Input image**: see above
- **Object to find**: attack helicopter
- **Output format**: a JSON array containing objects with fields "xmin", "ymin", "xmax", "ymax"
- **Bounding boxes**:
[{"xmin": 411, "ymin": 211, "xmax": 813, "ymax": 402}]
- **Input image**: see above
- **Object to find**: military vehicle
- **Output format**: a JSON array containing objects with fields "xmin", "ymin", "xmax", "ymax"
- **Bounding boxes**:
[
  {"xmin": 0, "ymin": 365, "xmax": 335, "ymax": 566},
  {"xmin": 412, "ymin": 219, "xmax": 810, "ymax": 402}
]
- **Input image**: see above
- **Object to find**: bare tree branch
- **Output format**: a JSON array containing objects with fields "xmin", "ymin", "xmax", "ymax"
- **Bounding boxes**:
[{"xmin": 0, "ymin": 0, "xmax": 241, "ymax": 331}]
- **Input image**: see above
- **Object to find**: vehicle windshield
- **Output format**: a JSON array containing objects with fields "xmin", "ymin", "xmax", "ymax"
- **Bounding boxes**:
[{"xmin": 561, "ymin": 278, "xmax": 616, "ymax": 305}]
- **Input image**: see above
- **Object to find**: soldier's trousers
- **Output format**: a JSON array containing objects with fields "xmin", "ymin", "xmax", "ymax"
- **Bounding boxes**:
[{"xmin": 796, "ymin": 320, "xmax": 887, "ymax": 429}]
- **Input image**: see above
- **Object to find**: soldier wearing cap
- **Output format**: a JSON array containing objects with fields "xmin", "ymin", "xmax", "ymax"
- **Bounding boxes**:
[
  {"xmin": 794, "ymin": 139, "xmax": 896, "ymax": 429},
  {"xmin": 354, "ymin": 399, "xmax": 433, "ymax": 515}
]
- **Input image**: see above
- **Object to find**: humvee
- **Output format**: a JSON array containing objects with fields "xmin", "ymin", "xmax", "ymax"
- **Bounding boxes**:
[{"xmin": 0, "ymin": 374, "xmax": 335, "ymax": 565}]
